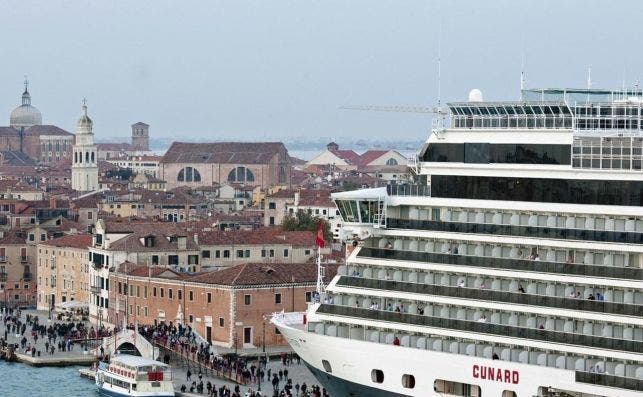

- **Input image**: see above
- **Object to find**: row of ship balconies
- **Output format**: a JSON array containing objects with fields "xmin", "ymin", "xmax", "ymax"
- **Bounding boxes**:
[
  {"xmin": 335, "ymin": 265, "xmax": 642, "ymax": 317},
  {"xmin": 306, "ymin": 318, "xmax": 643, "ymax": 391},
  {"xmin": 318, "ymin": 292, "xmax": 642, "ymax": 351},
  {"xmin": 356, "ymin": 238, "xmax": 643, "ymax": 280},
  {"xmin": 388, "ymin": 203, "xmax": 643, "ymax": 243}
]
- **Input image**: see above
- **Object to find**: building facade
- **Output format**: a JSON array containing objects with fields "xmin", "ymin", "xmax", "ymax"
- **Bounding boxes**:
[
  {"xmin": 160, "ymin": 142, "xmax": 291, "ymax": 190},
  {"xmin": 108, "ymin": 262, "xmax": 335, "ymax": 348},
  {"xmin": 36, "ymin": 234, "xmax": 92, "ymax": 311}
]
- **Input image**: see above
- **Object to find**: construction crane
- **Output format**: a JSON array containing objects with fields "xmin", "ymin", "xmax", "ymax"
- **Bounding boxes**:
[{"xmin": 338, "ymin": 105, "xmax": 437, "ymax": 114}]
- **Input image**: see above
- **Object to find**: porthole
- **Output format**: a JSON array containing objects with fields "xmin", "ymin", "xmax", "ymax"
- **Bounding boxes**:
[
  {"xmin": 371, "ymin": 369, "xmax": 384, "ymax": 383},
  {"xmin": 322, "ymin": 360, "xmax": 332, "ymax": 373},
  {"xmin": 402, "ymin": 374, "xmax": 415, "ymax": 389}
]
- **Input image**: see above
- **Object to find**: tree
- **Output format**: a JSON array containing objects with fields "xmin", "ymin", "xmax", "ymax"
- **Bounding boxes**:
[{"xmin": 282, "ymin": 210, "xmax": 333, "ymax": 242}]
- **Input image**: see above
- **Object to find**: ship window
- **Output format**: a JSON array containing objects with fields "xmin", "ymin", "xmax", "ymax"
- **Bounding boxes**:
[
  {"xmin": 402, "ymin": 374, "xmax": 415, "ymax": 389},
  {"xmin": 434, "ymin": 379, "xmax": 481, "ymax": 396},
  {"xmin": 502, "ymin": 391, "xmax": 517, "ymax": 397},
  {"xmin": 322, "ymin": 360, "xmax": 332, "ymax": 373},
  {"xmin": 371, "ymin": 369, "xmax": 384, "ymax": 383}
]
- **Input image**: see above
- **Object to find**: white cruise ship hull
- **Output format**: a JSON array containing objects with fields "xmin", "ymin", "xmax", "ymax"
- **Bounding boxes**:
[{"xmin": 274, "ymin": 315, "xmax": 639, "ymax": 397}]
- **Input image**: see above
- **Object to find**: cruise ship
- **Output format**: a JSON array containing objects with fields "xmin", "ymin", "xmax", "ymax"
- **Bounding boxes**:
[{"xmin": 273, "ymin": 87, "xmax": 643, "ymax": 397}]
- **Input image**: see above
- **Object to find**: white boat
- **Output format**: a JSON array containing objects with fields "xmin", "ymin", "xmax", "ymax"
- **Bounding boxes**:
[
  {"xmin": 273, "ymin": 87, "xmax": 643, "ymax": 396},
  {"xmin": 95, "ymin": 354, "xmax": 175, "ymax": 397}
]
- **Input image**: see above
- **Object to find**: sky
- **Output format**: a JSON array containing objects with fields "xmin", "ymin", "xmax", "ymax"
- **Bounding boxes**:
[{"xmin": 2, "ymin": 0, "xmax": 643, "ymax": 142}]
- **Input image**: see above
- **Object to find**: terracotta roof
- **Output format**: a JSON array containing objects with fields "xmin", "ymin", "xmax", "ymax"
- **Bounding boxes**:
[
  {"xmin": 161, "ymin": 142, "xmax": 288, "ymax": 164},
  {"xmin": 330, "ymin": 149, "xmax": 360, "ymax": 165},
  {"xmin": 25, "ymin": 125, "xmax": 73, "ymax": 136},
  {"xmin": 198, "ymin": 227, "xmax": 315, "ymax": 247},
  {"xmin": 356, "ymin": 150, "xmax": 389, "ymax": 167},
  {"xmin": 0, "ymin": 231, "xmax": 26, "ymax": 245},
  {"xmin": 41, "ymin": 234, "xmax": 92, "ymax": 249},
  {"xmin": 0, "ymin": 151, "xmax": 35, "ymax": 166},
  {"xmin": 122, "ymin": 263, "xmax": 182, "ymax": 278},
  {"xmin": 188, "ymin": 262, "xmax": 338, "ymax": 286}
]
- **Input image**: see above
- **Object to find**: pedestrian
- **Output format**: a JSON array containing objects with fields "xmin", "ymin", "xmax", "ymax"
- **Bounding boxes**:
[{"xmin": 187, "ymin": 369, "xmax": 192, "ymax": 381}]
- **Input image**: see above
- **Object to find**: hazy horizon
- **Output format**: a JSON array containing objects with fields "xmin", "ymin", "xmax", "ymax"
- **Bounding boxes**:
[{"xmin": 2, "ymin": 0, "xmax": 643, "ymax": 141}]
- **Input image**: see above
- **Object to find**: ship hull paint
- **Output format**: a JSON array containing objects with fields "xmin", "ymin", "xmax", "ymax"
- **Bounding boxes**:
[
  {"xmin": 303, "ymin": 359, "xmax": 411, "ymax": 397},
  {"xmin": 274, "ymin": 317, "xmax": 641, "ymax": 397}
]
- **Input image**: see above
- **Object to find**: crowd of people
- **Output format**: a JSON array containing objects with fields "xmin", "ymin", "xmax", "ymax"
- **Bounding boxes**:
[{"xmin": 129, "ymin": 322, "xmax": 329, "ymax": 397}]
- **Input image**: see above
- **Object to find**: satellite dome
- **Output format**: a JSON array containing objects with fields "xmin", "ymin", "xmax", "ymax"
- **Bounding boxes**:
[
  {"xmin": 468, "ymin": 89, "xmax": 483, "ymax": 102},
  {"xmin": 10, "ymin": 82, "xmax": 42, "ymax": 128}
]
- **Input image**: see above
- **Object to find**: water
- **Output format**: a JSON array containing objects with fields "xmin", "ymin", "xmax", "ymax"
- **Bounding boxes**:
[{"xmin": 0, "ymin": 361, "xmax": 97, "ymax": 397}]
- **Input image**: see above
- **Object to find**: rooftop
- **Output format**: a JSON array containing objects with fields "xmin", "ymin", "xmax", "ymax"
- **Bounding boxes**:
[{"xmin": 162, "ymin": 142, "xmax": 288, "ymax": 164}]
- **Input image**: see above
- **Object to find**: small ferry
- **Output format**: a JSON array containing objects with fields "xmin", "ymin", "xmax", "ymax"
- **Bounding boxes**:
[{"xmin": 95, "ymin": 354, "xmax": 175, "ymax": 397}]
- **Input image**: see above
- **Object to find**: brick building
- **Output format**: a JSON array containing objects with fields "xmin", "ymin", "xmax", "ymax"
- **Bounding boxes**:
[
  {"xmin": 197, "ymin": 228, "xmax": 325, "ymax": 270},
  {"xmin": 109, "ymin": 262, "xmax": 337, "ymax": 348},
  {"xmin": 0, "ymin": 231, "xmax": 33, "ymax": 308},
  {"xmin": 160, "ymin": 142, "xmax": 291, "ymax": 190},
  {"xmin": 36, "ymin": 234, "xmax": 92, "ymax": 311},
  {"xmin": 88, "ymin": 220, "xmax": 203, "ymax": 325},
  {"xmin": 3, "ymin": 81, "xmax": 75, "ymax": 164}
]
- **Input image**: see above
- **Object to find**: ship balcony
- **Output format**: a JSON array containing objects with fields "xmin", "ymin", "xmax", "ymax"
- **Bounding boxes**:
[
  {"xmin": 0, "ymin": 272, "xmax": 6, "ymax": 282},
  {"xmin": 20, "ymin": 256, "xmax": 28, "ymax": 263},
  {"xmin": 575, "ymin": 371, "xmax": 643, "ymax": 393},
  {"xmin": 333, "ymin": 275, "xmax": 643, "ymax": 318},
  {"xmin": 315, "ymin": 303, "xmax": 642, "ymax": 353},
  {"xmin": 306, "ymin": 319, "xmax": 643, "ymax": 390},
  {"xmin": 0, "ymin": 256, "xmax": 6, "ymax": 263},
  {"xmin": 356, "ymin": 246, "xmax": 643, "ymax": 281},
  {"xmin": 387, "ymin": 217, "xmax": 643, "ymax": 246},
  {"xmin": 22, "ymin": 272, "xmax": 32, "ymax": 281}
]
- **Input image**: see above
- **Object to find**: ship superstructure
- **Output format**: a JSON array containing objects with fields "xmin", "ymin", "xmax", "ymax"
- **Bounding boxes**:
[{"xmin": 273, "ymin": 87, "xmax": 643, "ymax": 397}]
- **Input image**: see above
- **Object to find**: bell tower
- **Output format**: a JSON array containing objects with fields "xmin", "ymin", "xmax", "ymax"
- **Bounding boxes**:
[
  {"xmin": 131, "ymin": 122, "xmax": 150, "ymax": 151},
  {"xmin": 71, "ymin": 99, "xmax": 99, "ymax": 192}
]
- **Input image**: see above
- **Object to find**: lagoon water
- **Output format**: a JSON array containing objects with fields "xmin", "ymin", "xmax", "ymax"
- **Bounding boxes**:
[{"xmin": 0, "ymin": 361, "xmax": 97, "ymax": 397}]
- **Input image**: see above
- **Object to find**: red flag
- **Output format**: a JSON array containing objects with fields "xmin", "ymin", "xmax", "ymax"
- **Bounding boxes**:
[{"xmin": 316, "ymin": 221, "xmax": 325, "ymax": 248}]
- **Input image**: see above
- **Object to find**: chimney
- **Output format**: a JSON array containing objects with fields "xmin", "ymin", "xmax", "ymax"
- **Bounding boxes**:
[
  {"xmin": 49, "ymin": 197, "xmax": 57, "ymax": 209},
  {"xmin": 177, "ymin": 236, "xmax": 187, "ymax": 250},
  {"xmin": 294, "ymin": 191, "xmax": 300, "ymax": 206},
  {"xmin": 193, "ymin": 233, "xmax": 199, "ymax": 245}
]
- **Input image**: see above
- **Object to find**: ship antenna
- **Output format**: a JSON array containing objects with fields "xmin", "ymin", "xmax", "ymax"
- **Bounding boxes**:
[
  {"xmin": 437, "ymin": 19, "xmax": 442, "ymax": 110},
  {"xmin": 520, "ymin": 34, "xmax": 526, "ymax": 100},
  {"xmin": 586, "ymin": 66, "xmax": 592, "ymax": 103}
]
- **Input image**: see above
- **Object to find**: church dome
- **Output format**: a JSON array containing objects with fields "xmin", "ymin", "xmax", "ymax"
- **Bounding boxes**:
[
  {"xmin": 9, "ymin": 86, "xmax": 42, "ymax": 129},
  {"xmin": 76, "ymin": 100, "xmax": 93, "ymax": 131}
]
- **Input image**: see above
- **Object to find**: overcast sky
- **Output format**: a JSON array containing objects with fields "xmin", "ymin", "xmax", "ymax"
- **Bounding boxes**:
[{"xmin": 2, "ymin": 0, "xmax": 643, "ymax": 142}]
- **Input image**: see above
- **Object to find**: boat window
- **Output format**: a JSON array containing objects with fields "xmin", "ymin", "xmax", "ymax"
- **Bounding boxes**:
[
  {"xmin": 434, "ymin": 379, "xmax": 481, "ymax": 396},
  {"xmin": 502, "ymin": 391, "xmax": 517, "ymax": 397},
  {"xmin": 402, "ymin": 374, "xmax": 415, "ymax": 388},
  {"xmin": 371, "ymin": 369, "xmax": 384, "ymax": 383},
  {"xmin": 322, "ymin": 360, "xmax": 332, "ymax": 373}
]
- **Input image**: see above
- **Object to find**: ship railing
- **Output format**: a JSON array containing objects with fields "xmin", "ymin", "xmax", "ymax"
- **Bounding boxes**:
[
  {"xmin": 387, "ymin": 217, "xmax": 643, "ymax": 246},
  {"xmin": 335, "ymin": 276, "xmax": 643, "ymax": 318},
  {"xmin": 575, "ymin": 370, "xmax": 642, "ymax": 392},
  {"xmin": 272, "ymin": 311, "xmax": 306, "ymax": 326},
  {"xmin": 357, "ymin": 247, "xmax": 643, "ymax": 281},
  {"xmin": 316, "ymin": 304, "xmax": 643, "ymax": 354}
]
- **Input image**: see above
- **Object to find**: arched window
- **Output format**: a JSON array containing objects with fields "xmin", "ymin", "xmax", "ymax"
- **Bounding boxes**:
[
  {"xmin": 91, "ymin": 152, "xmax": 95, "ymax": 163},
  {"xmin": 386, "ymin": 158, "xmax": 398, "ymax": 166},
  {"xmin": 177, "ymin": 167, "xmax": 201, "ymax": 182},
  {"xmin": 74, "ymin": 152, "xmax": 78, "ymax": 164},
  {"xmin": 85, "ymin": 151, "xmax": 89, "ymax": 163},
  {"xmin": 228, "ymin": 166, "xmax": 254, "ymax": 183},
  {"xmin": 278, "ymin": 166, "xmax": 286, "ymax": 183}
]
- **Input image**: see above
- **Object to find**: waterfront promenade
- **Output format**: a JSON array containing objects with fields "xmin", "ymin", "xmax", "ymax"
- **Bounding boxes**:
[
  {"xmin": 2, "ymin": 309, "xmax": 326, "ymax": 396},
  {"xmin": 0, "ymin": 308, "xmax": 98, "ymax": 366}
]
